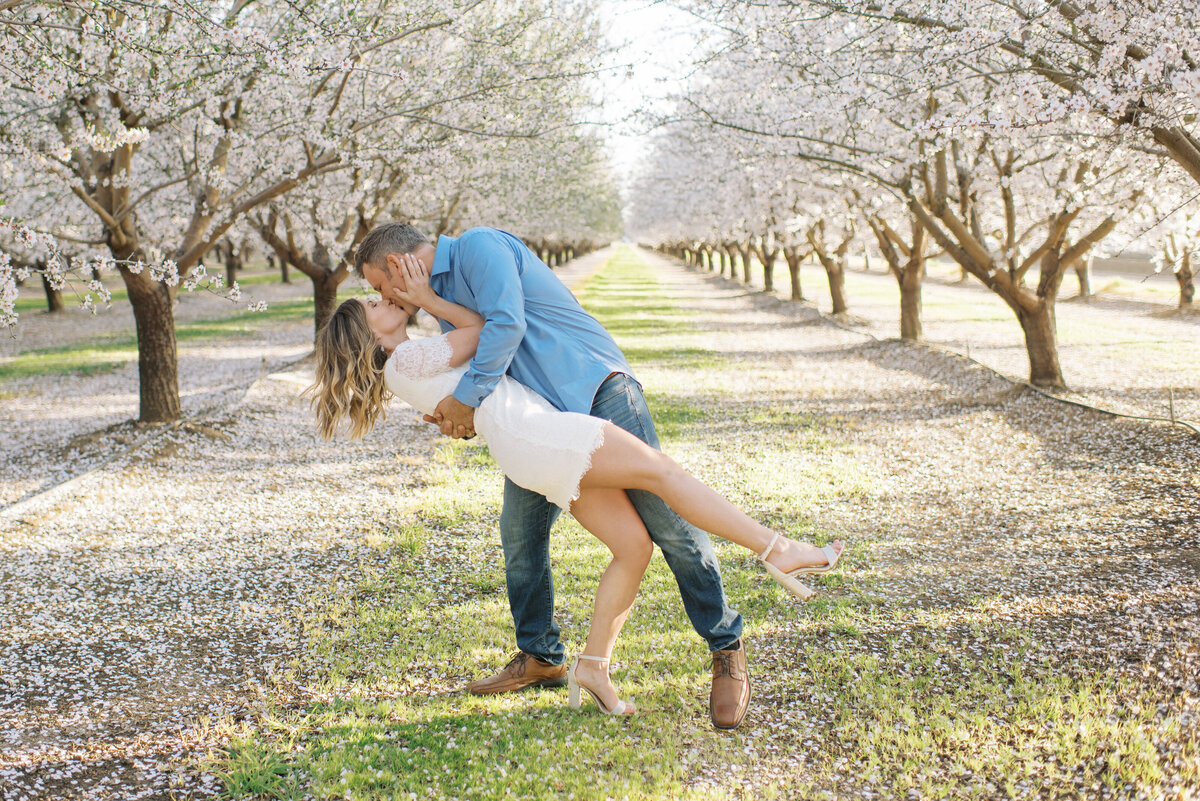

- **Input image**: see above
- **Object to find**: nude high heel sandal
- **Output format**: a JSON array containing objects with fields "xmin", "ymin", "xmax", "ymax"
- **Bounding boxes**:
[
  {"xmin": 568, "ymin": 655, "xmax": 635, "ymax": 716},
  {"xmin": 759, "ymin": 532, "xmax": 842, "ymax": 601}
]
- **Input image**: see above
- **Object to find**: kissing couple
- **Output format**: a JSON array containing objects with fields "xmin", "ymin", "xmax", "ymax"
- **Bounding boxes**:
[{"xmin": 308, "ymin": 223, "xmax": 844, "ymax": 726}]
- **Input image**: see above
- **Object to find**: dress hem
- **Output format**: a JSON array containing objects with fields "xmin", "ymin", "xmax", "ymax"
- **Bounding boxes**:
[{"xmin": 556, "ymin": 422, "xmax": 608, "ymax": 512}]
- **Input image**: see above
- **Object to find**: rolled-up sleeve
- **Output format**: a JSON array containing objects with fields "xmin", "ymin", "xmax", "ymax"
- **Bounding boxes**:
[{"xmin": 452, "ymin": 233, "xmax": 527, "ymax": 407}]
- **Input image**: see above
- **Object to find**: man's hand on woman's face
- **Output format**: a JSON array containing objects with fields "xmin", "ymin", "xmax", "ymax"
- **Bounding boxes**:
[
  {"xmin": 364, "ymin": 260, "xmax": 406, "ymax": 302},
  {"xmin": 388, "ymin": 253, "xmax": 437, "ymax": 309},
  {"xmin": 380, "ymin": 255, "xmax": 409, "ymax": 302}
]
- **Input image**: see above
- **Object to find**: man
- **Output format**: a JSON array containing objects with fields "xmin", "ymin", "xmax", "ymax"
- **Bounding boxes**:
[{"xmin": 355, "ymin": 222, "xmax": 749, "ymax": 729}]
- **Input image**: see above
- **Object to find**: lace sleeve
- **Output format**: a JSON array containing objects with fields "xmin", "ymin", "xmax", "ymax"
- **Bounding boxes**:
[{"xmin": 387, "ymin": 334, "xmax": 455, "ymax": 381}]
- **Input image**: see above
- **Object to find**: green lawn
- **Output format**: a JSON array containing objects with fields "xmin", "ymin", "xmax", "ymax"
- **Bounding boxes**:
[
  {"xmin": 12, "ymin": 266, "xmax": 291, "ymax": 314},
  {"xmin": 207, "ymin": 248, "xmax": 1187, "ymax": 800},
  {"xmin": 0, "ymin": 297, "xmax": 314, "ymax": 380}
]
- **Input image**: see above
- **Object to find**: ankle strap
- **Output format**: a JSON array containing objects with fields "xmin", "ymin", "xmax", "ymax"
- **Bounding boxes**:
[
  {"xmin": 577, "ymin": 654, "xmax": 609, "ymax": 663},
  {"xmin": 759, "ymin": 532, "xmax": 781, "ymax": 561}
]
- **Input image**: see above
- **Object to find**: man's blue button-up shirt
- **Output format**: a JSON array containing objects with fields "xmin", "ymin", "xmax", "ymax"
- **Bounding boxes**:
[{"xmin": 429, "ymin": 228, "xmax": 633, "ymax": 414}]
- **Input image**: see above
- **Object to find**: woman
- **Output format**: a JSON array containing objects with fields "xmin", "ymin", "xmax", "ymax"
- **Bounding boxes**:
[{"xmin": 309, "ymin": 253, "xmax": 843, "ymax": 716}]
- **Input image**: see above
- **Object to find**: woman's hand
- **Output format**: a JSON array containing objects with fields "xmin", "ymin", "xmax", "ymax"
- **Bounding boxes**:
[{"xmin": 389, "ymin": 253, "xmax": 438, "ymax": 310}]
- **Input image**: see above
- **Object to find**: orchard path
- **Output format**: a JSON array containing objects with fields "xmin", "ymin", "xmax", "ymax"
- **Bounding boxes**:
[
  {"xmin": 757, "ymin": 256, "xmax": 1200, "ymax": 427},
  {"xmin": 0, "ymin": 246, "xmax": 1197, "ymax": 799}
]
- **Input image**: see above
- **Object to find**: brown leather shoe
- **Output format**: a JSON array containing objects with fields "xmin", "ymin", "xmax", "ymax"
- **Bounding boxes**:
[
  {"xmin": 465, "ymin": 652, "xmax": 568, "ymax": 696},
  {"xmin": 710, "ymin": 639, "xmax": 750, "ymax": 729}
]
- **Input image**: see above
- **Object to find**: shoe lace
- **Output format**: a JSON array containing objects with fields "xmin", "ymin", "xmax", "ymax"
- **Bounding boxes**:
[
  {"xmin": 505, "ymin": 652, "xmax": 529, "ymax": 678},
  {"xmin": 713, "ymin": 651, "xmax": 736, "ymax": 678}
]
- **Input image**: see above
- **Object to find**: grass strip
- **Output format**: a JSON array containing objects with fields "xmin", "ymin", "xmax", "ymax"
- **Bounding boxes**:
[
  {"xmin": 0, "ymin": 297, "xmax": 314, "ymax": 380},
  {"xmin": 12, "ymin": 268, "xmax": 291, "ymax": 314}
]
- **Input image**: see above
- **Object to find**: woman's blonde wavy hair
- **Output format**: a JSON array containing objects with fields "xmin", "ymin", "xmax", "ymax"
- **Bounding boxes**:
[{"xmin": 307, "ymin": 299, "xmax": 393, "ymax": 440}]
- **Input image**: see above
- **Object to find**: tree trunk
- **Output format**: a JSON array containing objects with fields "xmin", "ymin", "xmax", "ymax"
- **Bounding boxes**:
[
  {"xmin": 1016, "ymin": 302, "xmax": 1065, "ymax": 389},
  {"xmin": 739, "ymin": 244, "xmax": 754, "ymax": 284},
  {"xmin": 761, "ymin": 250, "xmax": 776, "ymax": 293},
  {"xmin": 783, "ymin": 250, "xmax": 804, "ymax": 301},
  {"xmin": 313, "ymin": 273, "xmax": 340, "ymax": 339},
  {"xmin": 899, "ymin": 262, "xmax": 923, "ymax": 340},
  {"xmin": 1177, "ymin": 252, "xmax": 1195, "ymax": 309},
  {"xmin": 124, "ymin": 270, "xmax": 181, "ymax": 422},
  {"xmin": 871, "ymin": 216, "xmax": 926, "ymax": 340},
  {"xmin": 812, "ymin": 251, "xmax": 849, "ymax": 315},
  {"xmin": 720, "ymin": 248, "xmax": 730, "ymax": 277},
  {"xmin": 826, "ymin": 261, "xmax": 848, "ymax": 315},
  {"xmin": 1074, "ymin": 254, "xmax": 1093, "ymax": 301},
  {"xmin": 223, "ymin": 244, "xmax": 241, "ymax": 288},
  {"xmin": 268, "ymin": 253, "xmax": 290, "ymax": 284},
  {"xmin": 41, "ymin": 272, "xmax": 64, "ymax": 313}
]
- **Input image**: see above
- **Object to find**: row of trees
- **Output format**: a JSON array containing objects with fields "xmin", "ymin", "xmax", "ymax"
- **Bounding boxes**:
[
  {"xmin": 1, "ymin": 0, "xmax": 620, "ymax": 421},
  {"xmin": 630, "ymin": 0, "xmax": 1199, "ymax": 389}
]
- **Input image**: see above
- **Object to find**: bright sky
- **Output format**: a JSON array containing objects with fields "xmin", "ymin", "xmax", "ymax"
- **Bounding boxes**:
[{"xmin": 593, "ymin": 1, "xmax": 707, "ymax": 183}]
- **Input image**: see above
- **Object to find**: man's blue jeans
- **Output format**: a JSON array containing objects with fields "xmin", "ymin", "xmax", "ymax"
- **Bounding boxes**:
[{"xmin": 498, "ymin": 373, "xmax": 744, "ymax": 664}]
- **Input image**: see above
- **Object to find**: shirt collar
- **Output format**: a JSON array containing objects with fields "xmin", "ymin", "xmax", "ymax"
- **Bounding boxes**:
[{"xmin": 431, "ymin": 235, "xmax": 456, "ymax": 277}]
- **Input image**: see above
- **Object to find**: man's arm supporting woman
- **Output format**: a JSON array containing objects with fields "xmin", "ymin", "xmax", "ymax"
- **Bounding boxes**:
[
  {"xmin": 435, "ymin": 232, "xmax": 529, "ymax": 437},
  {"xmin": 389, "ymin": 253, "xmax": 487, "ymax": 436}
]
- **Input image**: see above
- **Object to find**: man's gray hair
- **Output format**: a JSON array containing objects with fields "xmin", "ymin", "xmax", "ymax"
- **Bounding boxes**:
[{"xmin": 354, "ymin": 222, "xmax": 430, "ymax": 277}]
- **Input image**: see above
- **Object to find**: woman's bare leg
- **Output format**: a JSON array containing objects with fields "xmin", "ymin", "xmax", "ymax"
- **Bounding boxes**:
[
  {"xmin": 579, "ymin": 424, "xmax": 842, "ymax": 572},
  {"xmin": 568, "ymin": 487, "xmax": 654, "ymax": 712}
]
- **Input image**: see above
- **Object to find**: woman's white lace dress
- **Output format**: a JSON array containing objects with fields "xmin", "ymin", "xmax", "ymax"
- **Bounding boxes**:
[{"xmin": 384, "ymin": 333, "xmax": 608, "ymax": 511}]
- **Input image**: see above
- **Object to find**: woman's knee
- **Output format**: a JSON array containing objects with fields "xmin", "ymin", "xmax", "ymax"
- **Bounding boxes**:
[
  {"xmin": 641, "ymin": 451, "xmax": 687, "ymax": 496},
  {"xmin": 612, "ymin": 534, "xmax": 654, "ymax": 571}
]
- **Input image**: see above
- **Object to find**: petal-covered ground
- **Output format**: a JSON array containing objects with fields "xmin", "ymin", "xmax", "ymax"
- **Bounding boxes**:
[
  {"xmin": 0, "ymin": 248, "xmax": 1196, "ymax": 799},
  {"xmin": 748, "ymin": 255, "xmax": 1199, "ymax": 426}
]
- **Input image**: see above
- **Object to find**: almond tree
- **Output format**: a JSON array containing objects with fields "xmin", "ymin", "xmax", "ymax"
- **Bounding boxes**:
[
  {"xmin": 904, "ymin": 134, "xmax": 1150, "ymax": 387},
  {"xmin": 249, "ymin": 160, "xmax": 404, "ymax": 339},
  {"xmin": 1141, "ymin": 193, "xmax": 1200, "ymax": 311},
  {"xmin": 865, "ymin": 201, "xmax": 930, "ymax": 340},
  {"xmin": 629, "ymin": 114, "xmax": 799, "ymax": 291}
]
